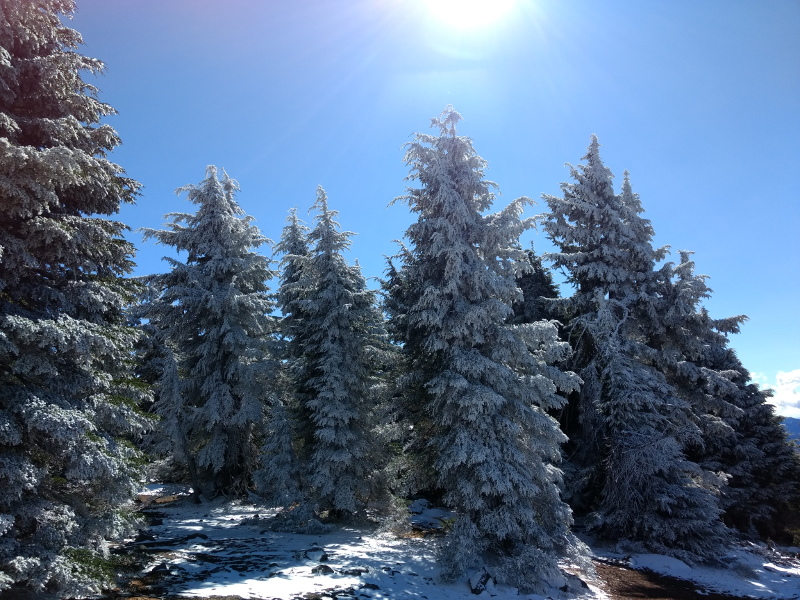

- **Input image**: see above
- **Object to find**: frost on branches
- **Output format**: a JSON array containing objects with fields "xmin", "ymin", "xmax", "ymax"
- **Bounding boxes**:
[
  {"xmin": 253, "ymin": 208, "xmax": 310, "ymax": 507},
  {"xmin": 0, "ymin": 0, "xmax": 150, "ymax": 594},
  {"xmin": 274, "ymin": 208, "xmax": 312, "ymax": 372},
  {"xmin": 652, "ymin": 252, "xmax": 800, "ymax": 537},
  {"xmin": 386, "ymin": 107, "xmax": 586, "ymax": 592},
  {"xmin": 274, "ymin": 188, "xmax": 389, "ymax": 517},
  {"xmin": 140, "ymin": 167, "xmax": 279, "ymax": 498},
  {"xmin": 541, "ymin": 137, "xmax": 728, "ymax": 560}
]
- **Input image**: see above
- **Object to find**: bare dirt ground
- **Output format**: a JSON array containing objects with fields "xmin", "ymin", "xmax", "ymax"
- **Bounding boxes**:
[{"xmin": 592, "ymin": 559, "xmax": 756, "ymax": 600}]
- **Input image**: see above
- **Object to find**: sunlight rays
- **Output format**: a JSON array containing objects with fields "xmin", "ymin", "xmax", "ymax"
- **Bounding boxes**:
[{"xmin": 423, "ymin": 0, "xmax": 516, "ymax": 30}]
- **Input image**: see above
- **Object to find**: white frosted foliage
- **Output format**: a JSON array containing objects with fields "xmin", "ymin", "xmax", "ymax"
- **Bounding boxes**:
[
  {"xmin": 141, "ymin": 166, "xmax": 279, "ymax": 497},
  {"xmin": 387, "ymin": 107, "xmax": 586, "ymax": 591},
  {"xmin": 0, "ymin": 1, "xmax": 150, "ymax": 593},
  {"xmin": 540, "ymin": 137, "xmax": 729, "ymax": 560},
  {"xmin": 278, "ymin": 187, "xmax": 388, "ymax": 515},
  {"xmin": 653, "ymin": 252, "xmax": 800, "ymax": 535},
  {"xmin": 254, "ymin": 397, "xmax": 303, "ymax": 507}
]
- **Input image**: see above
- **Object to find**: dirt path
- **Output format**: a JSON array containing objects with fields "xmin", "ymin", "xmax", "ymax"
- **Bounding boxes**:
[{"xmin": 593, "ymin": 559, "xmax": 755, "ymax": 600}]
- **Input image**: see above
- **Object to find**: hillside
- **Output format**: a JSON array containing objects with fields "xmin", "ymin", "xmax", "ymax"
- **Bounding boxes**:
[{"xmin": 784, "ymin": 417, "xmax": 800, "ymax": 442}]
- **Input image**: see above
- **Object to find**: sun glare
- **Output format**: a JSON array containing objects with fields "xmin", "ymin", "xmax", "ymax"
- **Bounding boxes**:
[{"xmin": 424, "ymin": 0, "xmax": 516, "ymax": 30}]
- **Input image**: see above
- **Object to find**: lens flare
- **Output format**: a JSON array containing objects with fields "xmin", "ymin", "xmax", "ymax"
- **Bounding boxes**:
[{"xmin": 424, "ymin": 0, "xmax": 516, "ymax": 30}]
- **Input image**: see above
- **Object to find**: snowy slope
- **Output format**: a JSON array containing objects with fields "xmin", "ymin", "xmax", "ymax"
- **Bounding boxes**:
[{"xmin": 130, "ymin": 485, "xmax": 800, "ymax": 600}]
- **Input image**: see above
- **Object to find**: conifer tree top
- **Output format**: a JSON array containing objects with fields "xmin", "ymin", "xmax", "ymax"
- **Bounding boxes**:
[
  {"xmin": 541, "ymin": 136, "xmax": 666, "ymax": 297},
  {"xmin": 431, "ymin": 104, "xmax": 462, "ymax": 136}
]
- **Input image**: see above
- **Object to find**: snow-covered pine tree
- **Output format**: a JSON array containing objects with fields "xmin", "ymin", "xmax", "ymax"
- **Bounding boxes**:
[
  {"xmin": 583, "ymin": 314, "xmax": 729, "ymax": 559},
  {"xmin": 253, "ymin": 208, "xmax": 310, "ymax": 506},
  {"xmin": 0, "ymin": 1, "xmax": 151, "ymax": 594},
  {"xmin": 653, "ymin": 252, "xmax": 800, "ymax": 538},
  {"xmin": 275, "ymin": 208, "xmax": 316, "ymax": 460},
  {"xmin": 275, "ymin": 208, "xmax": 311, "ymax": 362},
  {"xmin": 647, "ymin": 252, "xmax": 745, "ymax": 471},
  {"xmin": 141, "ymin": 167, "xmax": 278, "ymax": 497},
  {"xmin": 541, "ymin": 138, "xmax": 729, "ymax": 560},
  {"xmin": 716, "ymin": 360, "xmax": 800, "ymax": 538},
  {"xmin": 540, "ymin": 145, "xmax": 658, "ymax": 510},
  {"xmin": 284, "ymin": 187, "xmax": 388, "ymax": 516},
  {"xmin": 253, "ymin": 391, "xmax": 303, "ymax": 508},
  {"xmin": 387, "ymin": 107, "xmax": 584, "ymax": 592}
]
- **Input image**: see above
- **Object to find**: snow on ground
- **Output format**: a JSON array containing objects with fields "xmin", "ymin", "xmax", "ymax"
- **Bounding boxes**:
[
  {"xmin": 588, "ymin": 541, "xmax": 800, "ymax": 599},
  {"xmin": 132, "ymin": 485, "xmax": 800, "ymax": 599},
  {"xmin": 133, "ymin": 486, "xmax": 604, "ymax": 599},
  {"xmin": 627, "ymin": 547, "xmax": 800, "ymax": 598}
]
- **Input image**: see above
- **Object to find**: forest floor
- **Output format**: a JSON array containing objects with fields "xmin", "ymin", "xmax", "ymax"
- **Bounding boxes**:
[
  {"xmin": 94, "ymin": 485, "xmax": 799, "ymax": 600},
  {"xmin": 592, "ymin": 561, "xmax": 756, "ymax": 599},
  {"xmin": 111, "ymin": 559, "xmax": 761, "ymax": 600}
]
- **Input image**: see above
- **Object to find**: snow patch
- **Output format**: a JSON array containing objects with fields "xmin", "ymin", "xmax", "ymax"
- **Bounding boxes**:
[
  {"xmin": 627, "ymin": 547, "xmax": 800, "ymax": 599},
  {"xmin": 128, "ymin": 488, "xmax": 800, "ymax": 600},
  {"xmin": 629, "ymin": 553, "xmax": 693, "ymax": 578}
]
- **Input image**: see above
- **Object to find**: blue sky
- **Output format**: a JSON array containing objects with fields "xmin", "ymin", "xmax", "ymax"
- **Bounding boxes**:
[{"xmin": 70, "ymin": 0, "xmax": 799, "ymax": 412}]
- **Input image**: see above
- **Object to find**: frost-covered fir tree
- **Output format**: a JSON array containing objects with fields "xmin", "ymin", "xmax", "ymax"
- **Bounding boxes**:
[
  {"xmin": 282, "ymin": 187, "xmax": 388, "ymax": 516},
  {"xmin": 541, "ymin": 138, "xmax": 729, "ymax": 560},
  {"xmin": 254, "ymin": 391, "xmax": 303, "ymax": 507},
  {"xmin": 716, "ymin": 360, "xmax": 800, "ymax": 538},
  {"xmin": 653, "ymin": 252, "xmax": 800, "ymax": 537},
  {"xmin": 253, "ymin": 209, "xmax": 310, "ymax": 506},
  {"xmin": 0, "ymin": 1, "xmax": 151, "ymax": 594},
  {"xmin": 275, "ymin": 208, "xmax": 311, "ymax": 361},
  {"xmin": 581, "ymin": 311, "xmax": 729, "ymax": 559},
  {"xmin": 648, "ymin": 252, "xmax": 745, "ymax": 471},
  {"xmin": 274, "ymin": 208, "xmax": 316, "ymax": 460},
  {"xmin": 387, "ymin": 107, "xmax": 585, "ymax": 591},
  {"xmin": 540, "ymin": 145, "xmax": 662, "ymax": 508},
  {"xmin": 141, "ymin": 167, "xmax": 278, "ymax": 497}
]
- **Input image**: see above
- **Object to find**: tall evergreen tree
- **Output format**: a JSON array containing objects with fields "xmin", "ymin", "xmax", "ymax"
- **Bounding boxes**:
[
  {"xmin": 387, "ymin": 107, "xmax": 584, "ymax": 592},
  {"xmin": 0, "ymin": 1, "xmax": 150, "ymax": 594},
  {"xmin": 541, "ymin": 138, "xmax": 728, "ymax": 560},
  {"xmin": 141, "ymin": 166, "xmax": 277, "ymax": 497},
  {"xmin": 648, "ymin": 252, "xmax": 745, "ymax": 472},
  {"xmin": 718, "ymin": 362, "xmax": 800, "ymax": 538},
  {"xmin": 253, "ymin": 208, "xmax": 310, "ymax": 506},
  {"xmin": 283, "ymin": 187, "xmax": 387, "ymax": 516},
  {"xmin": 274, "ymin": 208, "xmax": 316, "ymax": 460},
  {"xmin": 653, "ymin": 252, "xmax": 800, "ymax": 537},
  {"xmin": 275, "ymin": 208, "xmax": 311, "ymax": 360}
]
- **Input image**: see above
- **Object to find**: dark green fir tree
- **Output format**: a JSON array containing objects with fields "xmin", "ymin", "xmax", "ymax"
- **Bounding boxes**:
[{"xmin": 0, "ymin": 1, "xmax": 150, "ymax": 594}]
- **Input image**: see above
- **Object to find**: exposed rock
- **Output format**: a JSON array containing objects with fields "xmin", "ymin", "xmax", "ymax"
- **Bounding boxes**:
[
  {"xmin": 311, "ymin": 564, "xmax": 335, "ymax": 575},
  {"xmin": 360, "ymin": 582, "xmax": 381, "ymax": 590},
  {"xmin": 339, "ymin": 566, "xmax": 370, "ymax": 576},
  {"xmin": 468, "ymin": 568, "xmax": 493, "ymax": 595}
]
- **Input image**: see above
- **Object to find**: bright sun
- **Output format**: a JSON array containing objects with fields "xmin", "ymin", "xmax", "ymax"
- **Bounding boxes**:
[{"xmin": 424, "ymin": 0, "xmax": 516, "ymax": 30}]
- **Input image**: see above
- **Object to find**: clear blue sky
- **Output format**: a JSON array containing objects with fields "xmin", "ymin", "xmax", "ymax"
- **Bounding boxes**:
[{"xmin": 70, "ymin": 0, "xmax": 799, "ymax": 411}]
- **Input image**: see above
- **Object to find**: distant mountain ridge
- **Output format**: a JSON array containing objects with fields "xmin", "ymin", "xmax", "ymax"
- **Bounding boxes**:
[{"xmin": 783, "ymin": 417, "xmax": 800, "ymax": 442}]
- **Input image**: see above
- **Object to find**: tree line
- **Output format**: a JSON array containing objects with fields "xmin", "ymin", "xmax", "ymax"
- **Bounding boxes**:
[{"xmin": 1, "ymin": 1, "xmax": 798, "ymax": 596}]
